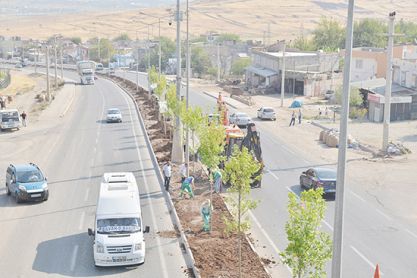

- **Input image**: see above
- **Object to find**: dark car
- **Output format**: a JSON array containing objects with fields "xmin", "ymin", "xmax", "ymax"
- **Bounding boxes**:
[{"xmin": 299, "ymin": 167, "xmax": 336, "ymax": 195}]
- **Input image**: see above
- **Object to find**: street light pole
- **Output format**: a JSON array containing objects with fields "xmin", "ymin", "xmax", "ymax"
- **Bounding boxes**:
[
  {"xmin": 382, "ymin": 12, "xmax": 396, "ymax": 152},
  {"xmin": 185, "ymin": 0, "xmax": 190, "ymax": 176},
  {"xmin": 217, "ymin": 43, "xmax": 220, "ymax": 82},
  {"xmin": 280, "ymin": 40, "xmax": 286, "ymax": 107},
  {"xmin": 158, "ymin": 18, "xmax": 162, "ymax": 78},
  {"xmin": 331, "ymin": 0, "xmax": 355, "ymax": 277},
  {"xmin": 45, "ymin": 45, "xmax": 50, "ymax": 101},
  {"xmin": 171, "ymin": 0, "xmax": 184, "ymax": 164},
  {"xmin": 54, "ymin": 38, "xmax": 58, "ymax": 88},
  {"xmin": 60, "ymin": 41, "xmax": 64, "ymax": 79}
]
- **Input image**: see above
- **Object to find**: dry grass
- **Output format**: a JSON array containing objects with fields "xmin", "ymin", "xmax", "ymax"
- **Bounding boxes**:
[
  {"xmin": 0, "ymin": 71, "xmax": 36, "ymax": 96},
  {"xmin": 0, "ymin": 0, "xmax": 415, "ymax": 41}
]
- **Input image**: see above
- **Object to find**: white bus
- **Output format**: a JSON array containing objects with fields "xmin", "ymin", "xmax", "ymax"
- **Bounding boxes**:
[{"xmin": 88, "ymin": 172, "xmax": 149, "ymax": 267}]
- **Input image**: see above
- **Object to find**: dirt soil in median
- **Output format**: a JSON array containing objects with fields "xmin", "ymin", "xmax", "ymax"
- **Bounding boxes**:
[{"xmin": 110, "ymin": 75, "xmax": 270, "ymax": 278}]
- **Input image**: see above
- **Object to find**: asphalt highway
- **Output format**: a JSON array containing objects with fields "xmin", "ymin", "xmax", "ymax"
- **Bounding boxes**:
[
  {"xmin": 118, "ymin": 70, "xmax": 417, "ymax": 277},
  {"xmin": 0, "ymin": 70, "xmax": 187, "ymax": 277}
]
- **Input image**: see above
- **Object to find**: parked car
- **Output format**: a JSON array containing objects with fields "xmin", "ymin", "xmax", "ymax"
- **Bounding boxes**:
[
  {"xmin": 106, "ymin": 108, "xmax": 122, "ymax": 123},
  {"xmin": 15, "ymin": 63, "xmax": 23, "ymax": 68},
  {"xmin": 229, "ymin": 112, "xmax": 252, "ymax": 127},
  {"xmin": 324, "ymin": 90, "xmax": 335, "ymax": 100},
  {"xmin": 299, "ymin": 167, "xmax": 336, "ymax": 195},
  {"xmin": 5, "ymin": 163, "xmax": 49, "ymax": 203},
  {"xmin": 257, "ymin": 107, "xmax": 276, "ymax": 120}
]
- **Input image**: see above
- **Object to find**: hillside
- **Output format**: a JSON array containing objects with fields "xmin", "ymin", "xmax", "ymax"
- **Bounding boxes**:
[{"xmin": 0, "ymin": 0, "xmax": 416, "ymax": 41}]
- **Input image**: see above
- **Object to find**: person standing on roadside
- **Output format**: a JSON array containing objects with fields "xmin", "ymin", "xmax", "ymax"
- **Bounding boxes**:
[
  {"xmin": 162, "ymin": 161, "xmax": 172, "ymax": 191},
  {"xmin": 20, "ymin": 111, "xmax": 27, "ymax": 127},
  {"xmin": 298, "ymin": 109, "xmax": 302, "ymax": 124},
  {"xmin": 289, "ymin": 111, "xmax": 296, "ymax": 126},
  {"xmin": 180, "ymin": 162, "xmax": 188, "ymax": 183}
]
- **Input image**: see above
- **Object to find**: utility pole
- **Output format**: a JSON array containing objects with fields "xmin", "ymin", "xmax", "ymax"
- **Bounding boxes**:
[
  {"xmin": 185, "ymin": 0, "xmax": 190, "ymax": 176},
  {"xmin": 54, "ymin": 38, "xmax": 58, "ymax": 88},
  {"xmin": 147, "ymin": 25, "xmax": 151, "ymax": 71},
  {"xmin": 280, "ymin": 41, "xmax": 286, "ymax": 107},
  {"xmin": 267, "ymin": 23, "xmax": 271, "ymax": 46},
  {"xmin": 35, "ymin": 46, "xmax": 38, "ymax": 74},
  {"xmin": 97, "ymin": 37, "xmax": 101, "ymax": 63},
  {"xmin": 217, "ymin": 43, "xmax": 221, "ymax": 82},
  {"xmin": 45, "ymin": 46, "xmax": 50, "ymax": 101},
  {"xmin": 331, "ymin": 0, "xmax": 355, "ymax": 277},
  {"xmin": 158, "ymin": 18, "xmax": 162, "ymax": 78},
  {"xmin": 136, "ymin": 47, "xmax": 140, "ymax": 92},
  {"xmin": 382, "ymin": 12, "xmax": 396, "ymax": 152},
  {"xmin": 171, "ymin": 0, "xmax": 184, "ymax": 164},
  {"xmin": 60, "ymin": 42, "xmax": 64, "ymax": 79}
]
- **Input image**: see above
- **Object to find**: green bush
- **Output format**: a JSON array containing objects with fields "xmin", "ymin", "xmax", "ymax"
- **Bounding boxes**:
[{"xmin": 349, "ymin": 107, "xmax": 367, "ymax": 120}]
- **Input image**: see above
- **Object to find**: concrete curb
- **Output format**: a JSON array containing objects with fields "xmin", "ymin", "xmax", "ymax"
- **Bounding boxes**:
[{"xmin": 104, "ymin": 76, "xmax": 201, "ymax": 278}]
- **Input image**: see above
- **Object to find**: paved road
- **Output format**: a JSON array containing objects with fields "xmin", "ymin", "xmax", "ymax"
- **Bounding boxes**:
[
  {"xmin": 118, "ymin": 70, "xmax": 417, "ymax": 277},
  {"xmin": 0, "ymin": 71, "xmax": 187, "ymax": 277}
]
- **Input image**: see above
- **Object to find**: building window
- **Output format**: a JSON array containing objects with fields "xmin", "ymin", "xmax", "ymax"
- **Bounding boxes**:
[{"xmin": 355, "ymin": 59, "xmax": 363, "ymax": 69}]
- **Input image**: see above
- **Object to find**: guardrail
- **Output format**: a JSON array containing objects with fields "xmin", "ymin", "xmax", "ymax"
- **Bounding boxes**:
[{"xmin": 0, "ymin": 69, "xmax": 11, "ymax": 89}]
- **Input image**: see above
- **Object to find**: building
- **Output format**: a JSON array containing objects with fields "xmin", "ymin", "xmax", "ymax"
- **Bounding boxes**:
[
  {"xmin": 393, "ymin": 58, "xmax": 417, "ymax": 90},
  {"xmin": 0, "ymin": 36, "xmax": 23, "ymax": 58},
  {"xmin": 351, "ymin": 45, "xmax": 417, "ymax": 82},
  {"xmin": 353, "ymin": 78, "xmax": 417, "ymax": 122},
  {"xmin": 246, "ymin": 49, "xmax": 341, "ymax": 96}
]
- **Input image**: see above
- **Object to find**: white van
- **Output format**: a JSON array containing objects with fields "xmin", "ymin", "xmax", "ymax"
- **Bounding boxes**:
[
  {"xmin": 88, "ymin": 172, "xmax": 149, "ymax": 267},
  {"xmin": 0, "ymin": 109, "xmax": 21, "ymax": 131}
]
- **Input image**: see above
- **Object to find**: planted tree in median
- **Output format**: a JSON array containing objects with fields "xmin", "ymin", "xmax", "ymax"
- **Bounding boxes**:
[
  {"xmin": 281, "ymin": 188, "xmax": 332, "ymax": 278},
  {"xmin": 222, "ymin": 146, "xmax": 261, "ymax": 278},
  {"xmin": 182, "ymin": 106, "xmax": 204, "ymax": 173}
]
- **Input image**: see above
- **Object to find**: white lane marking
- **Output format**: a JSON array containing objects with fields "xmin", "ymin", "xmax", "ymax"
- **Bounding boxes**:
[
  {"xmin": 349, "ymin": 189, "xmax": 366, "ymax": 203},
  {"xmin": 120, "ymin": 87, "xmax": 169, "ymax": 278},
  {"xmin": 268, "ymin": 168, "xmax": 334, "ymax": 231},
  {"xmin": 79, "ymin": 211, "xmax": 85, "ymax": 230},
  {"xmin": 248, "ymin": 210, "xmax": 293, "ymax": 274},
  {"xmin": 322, "ymin": 220, "xmax": 334, "ymax": 231},
  {"xmin": 350, "ymin": 245, "xmax": 384, "ymax": 275},
  {"xmin": 70, "ymin": 245, "xmax": 79, "ymax": 272},
  {"xmin": 266, "ymin": 169, "xmax": 279, "ymax": 180},
  {"xmin": 405, "ymin": 229, "xmax": 417, "ymax": 240},
  {"xmin": 375, "ymin": 208, "xmax": 392, "ymax": 221},
  {"xmin": 84, "ymin": 187, "xmax": 90, "ymax": 202}
]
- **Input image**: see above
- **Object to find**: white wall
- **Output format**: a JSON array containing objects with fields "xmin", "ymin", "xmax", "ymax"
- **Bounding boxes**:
[
  {"xmin": 351, "ymin": 57, "xmax": 377, "ymax": 82},
  {"xmin": 393, "ymin": 59, "xmax": 417, "ymax": 89}
]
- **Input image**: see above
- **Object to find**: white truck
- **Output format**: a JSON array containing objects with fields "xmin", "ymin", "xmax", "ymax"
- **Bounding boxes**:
[
  {"xmin": 88, "ymin": 172, "xmax": 149, "ymax": 267},
  {"xmin": 76, "ymin": 60, "xmax": 95, "ymax": 85}
]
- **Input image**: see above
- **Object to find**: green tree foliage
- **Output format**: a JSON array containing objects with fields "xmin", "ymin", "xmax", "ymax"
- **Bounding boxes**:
[
  {"xmin": 216, "ymin": 33, "xmax": 240, "ymax": 43},
  {"xmin": 222, "ymin": 146, "xmax": 260, "ymax": 277},
  {"xmin": 313, "ymin": 17, "xmax": 345, "ymax": 52},
  {"xmin": 231, "ymin": 58, "xmax": 251, "ymax": 76},
  {"xmin": 353, "ymin": 19, "xmax": 387, "ymax": 48},
  {"xmin": 281, "ymin": 188, "xmax": 332, "ymax": 278},
  {"xmin": 89, "ymin": 38, "xmax": 115, "ymax": 62},
  {"xmin": 396, "ymin": 20, "xmax": 417, "ymax": 44},
  {"xmin": 290, "ymin": 34, "xmax": 317, "ymax": 51},
  {"xmin": 70, "ymin": 37, "xmax": 82, "ymax": 45},
  {"xmin": 197, "ymin": 122, "xmax": 225, "ymax": 171},
  {"xmin": 148, "ymin": 65, "xmax": 159, "ymax": 85},
  {"xmin": 113, "ymin": 33, "xmax": 131, "ymax": 42},
  {"xmin": 149, "ymin": 36, "xmax": 176, "ymax": 72},
  {"xmin": 166, "ymin": 83, "xmax": 179, "ymax": 118},
  {"xmin": 335, "ymin": 86, "xmax": 363, "ymax": 107},
  {"xmin": 154, "ymin": 74, "xmax": 167, "ymax": 100},
  {"xmin": 191, "ymin": 46, "xmax": 211, "ymax": 77},
  {"xmin": 182, "ymin": 106, "xmax": 204, "ymax": 160}
]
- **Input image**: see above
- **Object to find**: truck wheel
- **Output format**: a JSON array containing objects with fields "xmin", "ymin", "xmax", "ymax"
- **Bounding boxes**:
[{"xmin": 15, "ymin": 193, "xmax": 21, "ymax": 203}]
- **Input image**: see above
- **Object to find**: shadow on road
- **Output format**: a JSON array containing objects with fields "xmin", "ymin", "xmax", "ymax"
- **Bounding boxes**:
[{"xmin": 33, "ymin": 233, "xmax": 132, "ymax": 277}]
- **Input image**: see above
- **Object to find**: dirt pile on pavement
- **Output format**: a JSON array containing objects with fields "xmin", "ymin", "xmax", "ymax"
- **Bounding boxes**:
[{"xmin": 108, "ymin": 75, "xmax": 270, "ymax": 277}]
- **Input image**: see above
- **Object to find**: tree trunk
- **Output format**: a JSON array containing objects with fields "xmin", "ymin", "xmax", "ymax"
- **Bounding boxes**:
[
  {"xmin": 209, "ymin": 177, "xmax": 213, "ymax": 233},
  {"xmin": 192, "ymin": 130, "xmax": 196, "ymax": 173},
  {"xmin": 238, "ymin": 191, "xmax": 242, "ymax": 278},
  {"xmin": 163, "ymin": 115, "xmax": 167, "ymax": 136}
]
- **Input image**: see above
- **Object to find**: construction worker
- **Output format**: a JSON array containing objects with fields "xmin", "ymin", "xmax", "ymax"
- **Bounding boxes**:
[
  {"xmin": 213, "ymin": 168, "xmax": 222, "ymax": 193},
  {"xmin": 180, "ymin": 176, "xmax": 195, "ymax": 198},
  {"xmin": 200, "ymin": 199, "xmax": 212, "ymax": 232}
]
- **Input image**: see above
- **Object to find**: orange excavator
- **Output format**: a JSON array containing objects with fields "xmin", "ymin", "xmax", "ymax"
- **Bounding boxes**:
[{"xmin": 217, "ymin": 92, "xmax": 263, "ymax": 188}]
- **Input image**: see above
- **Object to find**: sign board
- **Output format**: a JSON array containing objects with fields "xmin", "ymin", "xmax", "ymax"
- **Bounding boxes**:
[
  {"xmin": 368, "ymin": 93, "xmax": 412, "ymax": 104},
  {"xmin": 159, "ymin": 101, "xmax": 167, "ymax": 113}
]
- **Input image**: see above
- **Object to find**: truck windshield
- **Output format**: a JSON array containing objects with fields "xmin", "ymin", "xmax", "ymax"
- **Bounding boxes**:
[
  {"xmin": 1, "ymin": 112, "xmax": 19, "ymax": 122},
  {"xmin": 97, "ymin": 218, "xmax": 141, "ymax": 234},
  {"xmin": 17, "ymin": 170, "xmax": 44, "ymax": 183}
]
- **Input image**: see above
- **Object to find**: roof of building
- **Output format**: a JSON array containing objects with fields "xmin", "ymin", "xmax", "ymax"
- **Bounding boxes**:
[
  {"xmin": 246, "ymin": 66, "xmax": 277, "ymax": 77},
  {"xmin": 373, "ymin": 84, "xmax": 417, "ymax": 96},
  {"xmin": 261, "ymin": 51, "xmax": 318, "ymax": 58},
  {"xmin": 351, "ymin": 78, "xmax": 386, "ymax": 90}
]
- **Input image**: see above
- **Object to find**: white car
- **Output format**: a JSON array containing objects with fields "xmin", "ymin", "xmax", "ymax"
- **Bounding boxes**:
[
  {"xmin": 106, "ymin": 108, "xmax": 122, "ymax": 123},
  {"xmin": 229, "ymin": 112, "xmax": 252, "ymax": 127},
  {"xmin": 257, "ymin": 107, "xmax": 276, "ymax": 120}
]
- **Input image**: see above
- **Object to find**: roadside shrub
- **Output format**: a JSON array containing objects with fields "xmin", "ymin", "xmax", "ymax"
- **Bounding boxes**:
[{"xmin": 349, "ymin": 107, "xmax": 367, "ymax": 120}]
